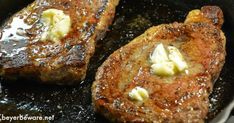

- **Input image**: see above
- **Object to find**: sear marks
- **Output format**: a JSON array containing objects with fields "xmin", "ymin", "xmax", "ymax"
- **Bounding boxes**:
[
  {"xmin": 0, "ymin": 0, "xmax": 120, "ymax": 85},
  {"xmin": 92, "ymin": 6, "xmax": 226, "ymax": 122}
]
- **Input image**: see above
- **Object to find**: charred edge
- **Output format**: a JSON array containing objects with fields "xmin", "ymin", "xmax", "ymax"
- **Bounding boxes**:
[{"xmin": 201, "ymin": 6, "xmax": 224, "ymax": 28}]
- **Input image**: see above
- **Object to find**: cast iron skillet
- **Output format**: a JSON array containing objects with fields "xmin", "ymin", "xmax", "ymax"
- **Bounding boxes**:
[{"xmin": 0, "ymin": 0, "xmax": 234, "ymax": 122}]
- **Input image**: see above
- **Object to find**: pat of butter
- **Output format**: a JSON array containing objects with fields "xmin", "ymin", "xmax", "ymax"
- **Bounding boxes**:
[
  {"xmin": 129, "ymin": 86, "xmax": 149, "ymax": 102},
  {"xmin": 150, "ymin": 43, "xmax": 188, "ymax": 76},
  {"xmin": 150, "ymin": 43, "xmax": 169, "ymax": 64},
  {"xmin": 151, "ymin": 62, "xmax": 175, "ymax": 76},
  {"xmin": 41, "ymin": 9, "xmax": 71, "ymax": 43},
  {"xmin": 168, "ymin": 46, "xmax": 188, "ymax": 72}
]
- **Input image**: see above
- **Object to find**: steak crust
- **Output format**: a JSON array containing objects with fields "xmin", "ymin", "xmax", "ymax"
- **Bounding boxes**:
[
  {"xmin": 0, "ymin": 0, "xmax": 119, "ymax": 84},
  {"xmin": 92, "ymin": 6, "xmax": 226, "ymax": 122}
]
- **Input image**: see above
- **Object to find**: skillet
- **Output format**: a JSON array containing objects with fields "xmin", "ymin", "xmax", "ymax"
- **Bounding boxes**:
[{"xmin": 0, "ymin": 0, "xmax": 234, "ymax": 122}]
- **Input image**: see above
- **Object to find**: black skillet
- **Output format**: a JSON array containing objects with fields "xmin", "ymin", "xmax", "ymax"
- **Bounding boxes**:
[{"xmin": 0, "ymin": 0, "xmax": 234, "ymax": 122}]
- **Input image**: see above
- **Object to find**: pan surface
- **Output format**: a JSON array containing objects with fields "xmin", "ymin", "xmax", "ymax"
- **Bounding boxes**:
[{"xmin": 0, "ymin": 0, "xmax": 234, "ymax": 122}]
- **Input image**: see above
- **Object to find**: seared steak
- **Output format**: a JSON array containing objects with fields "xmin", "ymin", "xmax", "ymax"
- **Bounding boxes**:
[
  {"xmin": 92, "ymin": 6, "xmax": 225, "ymax": 122},
  {"xmin": 0, "ymin": 0, "xmax": 119, "ymax": 85}
]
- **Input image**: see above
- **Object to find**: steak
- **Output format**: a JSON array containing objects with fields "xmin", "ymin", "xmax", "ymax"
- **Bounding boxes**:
[
  {"xmin": 0, "ymin": 0, "xmax": 119, "ymax": 85},
  {"xmin": 92, "ymin": 6, "xmax": 226, "ymax": 122}
]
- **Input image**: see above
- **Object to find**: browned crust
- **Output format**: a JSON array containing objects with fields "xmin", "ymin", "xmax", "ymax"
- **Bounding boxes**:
[
  {"xmin": 92, "ymin": 6, "xmax": 225, "ymax": 122},
  {"xmin": 185, "ymin": 6, "xmax": 224, "ymax": 28},
  {"xmin": 0, "ymin": 0, "xmax": 119, "ymax": 84}
]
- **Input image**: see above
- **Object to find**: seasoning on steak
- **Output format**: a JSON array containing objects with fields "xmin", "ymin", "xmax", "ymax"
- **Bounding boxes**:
[
  {"xmin": 0, "ymin": 0, "xmax": 119, "ymax": 85},
  {"xmin": 92, "ymin": 6, "xmax": 226, "ymax": 122}
]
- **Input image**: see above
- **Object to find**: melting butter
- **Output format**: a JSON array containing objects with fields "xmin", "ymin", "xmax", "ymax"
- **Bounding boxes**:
[
  {"xmin": 129, "ymin": 86, "xmax": 149, "ymax": 102},
  {"xmin": 168, "ymin": 46, "xmax": 188, "ymax": 72},
  {"xmin": 40, "ymin": 9, "xmax": 71, "ymax": 43},
  {"xmin": 150, "ymin": 43, "xmax": 188, "ymax": 76}
]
